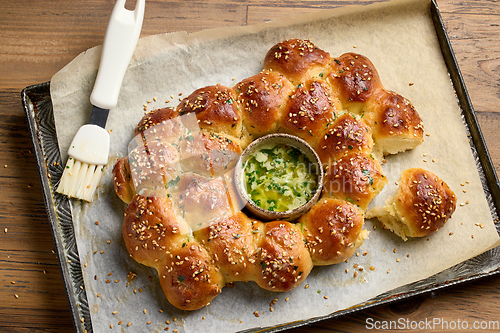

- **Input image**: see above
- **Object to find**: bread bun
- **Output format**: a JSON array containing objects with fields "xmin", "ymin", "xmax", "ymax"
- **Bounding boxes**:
[
  {"xmin": 366, "ymin": 168, "xmax": 456, "ymax": 240},
  {"xmin": 194, "ymin": 212, "xmax": 260, "ymax": 281},
  {"xmin": 122, "ymin": 195, "xmax": 191, "ymax": 268},
  {"xmin": 236, "ymin": 71, "xmax": 294, "ymax": 137},
  {"xmin": 263, "ymin": 39, "xmax": 331, "ymax": 84},
  {"xmin": 254, "ymin": 221, "xmax": 313, "ymax": 292},
  {"xmin": 177, "ymin": 84, "xmax": 244, "ymax": 146},
  {"xmin": 314, "ymin": 113, "xmax": 374, "ymax": 165},
  {"xmin": 112, "ymin": 157, "xmax": 134, "ymax": 204},
  {"xmin": 327, "ymin": 53, "xmax": 384, "ymax": 115},
  {"xmin": 299, "ymin": 198, "xmax": 367, "ymax": 265},
  {"xmin": 365, "ymin": 90, "xmax": 424, "ymax": 156},
  {"xmin": 322, "ymin": 152, "xmax": 387, "ymax": 210},
  {"xmin": 157, "ymin": 241, "xmax": 225, "ymax": 311},
  {"xmin": 279, "ymin": 78, "xmax": 340, "ymax": 146}
]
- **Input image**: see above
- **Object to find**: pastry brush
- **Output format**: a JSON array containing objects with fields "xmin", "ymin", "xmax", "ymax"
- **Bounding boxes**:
[{"xmin": 57, "ymin": 0, "xmax": 145, "ymax": 201}]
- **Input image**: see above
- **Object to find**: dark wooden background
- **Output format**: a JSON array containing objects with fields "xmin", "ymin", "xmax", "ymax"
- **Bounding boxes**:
[{"xmin": 1, "ymin": 0, "xmax": 499, "ymax": 332}]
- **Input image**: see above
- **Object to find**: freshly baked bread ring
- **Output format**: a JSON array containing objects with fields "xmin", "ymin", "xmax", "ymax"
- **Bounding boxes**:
[
  {"xmin": 112, "ymin": 38, "xmax": 430, "ymax": 311},
  {"xmin": 366, "ymin": 168, "xmax": 456, "ymax": 240},
  {"xmin": 299, "ymin": 198, "xmax": 367, "ymax": 265},
  {"xmin": 235, "ymin": 71, "xmax": 294, "ymax": 137}
]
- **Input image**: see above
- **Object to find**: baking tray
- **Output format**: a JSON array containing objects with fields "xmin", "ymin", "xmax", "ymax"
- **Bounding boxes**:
[{"xmin": 21, "ymin": 1, "xmax": 500, "ymax": 332}]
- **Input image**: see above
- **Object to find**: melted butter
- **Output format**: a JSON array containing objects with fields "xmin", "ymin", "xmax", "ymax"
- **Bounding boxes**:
[{"xmin": 243, "ymin": 143, "xmax": 318, "ymax": 212}]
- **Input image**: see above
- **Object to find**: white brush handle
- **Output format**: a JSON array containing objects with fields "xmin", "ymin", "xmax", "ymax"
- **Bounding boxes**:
[{"xmin": 90, "ymin": 0, "xmax": 145, "ymax": 110}]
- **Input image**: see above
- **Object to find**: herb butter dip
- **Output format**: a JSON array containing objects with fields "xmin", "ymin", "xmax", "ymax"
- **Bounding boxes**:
[{"xmin": 243, "ymin": 143, "xmax": 318, "ymax": 212}]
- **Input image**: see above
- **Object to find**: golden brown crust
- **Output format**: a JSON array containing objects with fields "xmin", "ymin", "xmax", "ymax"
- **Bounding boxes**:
[
  {"xmin": 279, "ymin": 79, "xmax": 339, "ymax": 145},
  {"xmin": 394, "ymin": 168, "xmax": 456, "ymax": 238},
  {"xmin": 254, "ymin": 221, "xmax": 313, "ymax": 292},
  {"xmin": 365, "ymin": 90, "xmax": 424, "ymax": 155},
  {"xmin": 201, "ymin": 132, "xmax": 242, "ymax": 177},
  {"xmin": 157, "ymin": 242, "xmax": 225, "ymax": 311},
  {"xmin": 322, "ymin": 152, "xmax": 387, "ymax": 210},
  {"xmin": 122, "ymin": 195, "xmax": 191, "ymax": 268},
  {"xmin": 194, "ymin": 212, "xmax": 260, "ymax": 281},
  {"xmin": 176, "ymin": 84, "xmax": 242, "ymax": 141},
  {"xmin": 327, "ymin": 53, "xmax": 384, "ymax": 114},
  {"xmin": 112, "ymin": 157, "xmax": 135, "ymax": 204},
  {"xmin": 263, "ymin": 39, "xmax": 331, "ymax": 84},
  {"xmin": 314, "ymin": 113, "xmax": 373, "ymax": 165},
  {"xmin": 134, "ymin": 107, "xmax": 180, "ymax": 137},
  {"xmin": 111, "ymin": 39, "xmax": 429, "ymax": 311},
  {"xmin": 167, "ymin": 173, "xmax": 232, "ymax": 230},
  {"xmin": 235, "ymin": 71, "xmax": 294, "ymax": 136},
  {"xmin": 300, "ymin": 198, "xmax": 366, "ymax": 265}
]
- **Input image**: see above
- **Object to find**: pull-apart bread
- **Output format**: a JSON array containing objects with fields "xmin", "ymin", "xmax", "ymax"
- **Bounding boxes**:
[{"xmin": 111, "ymin": 39, "xmax": 453, "ymax": 311}]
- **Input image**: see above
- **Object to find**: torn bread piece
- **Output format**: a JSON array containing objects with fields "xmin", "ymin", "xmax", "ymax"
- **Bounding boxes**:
[{"xmin": 366, "ymin": 168, "xmax": 456, "ymax": 241}]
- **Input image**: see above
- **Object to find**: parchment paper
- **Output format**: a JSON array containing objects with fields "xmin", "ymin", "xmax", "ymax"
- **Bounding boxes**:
[{"xmin": 50, "ymin": 0, "xmax": 500, "ymax": 331}]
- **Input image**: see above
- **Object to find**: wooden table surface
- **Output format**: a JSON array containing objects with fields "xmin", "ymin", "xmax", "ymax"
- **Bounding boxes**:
[{"xmin": 1, "ymin": 0, "xmax": 500, "ymax": 332}]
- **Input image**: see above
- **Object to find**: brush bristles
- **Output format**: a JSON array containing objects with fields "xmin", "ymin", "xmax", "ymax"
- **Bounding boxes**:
[{"xmin": 57, "ymin": 157, "xmax": 104, "ymax": 202}]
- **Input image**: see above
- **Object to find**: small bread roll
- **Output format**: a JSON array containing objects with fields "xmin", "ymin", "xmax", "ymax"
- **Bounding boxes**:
[
  {"xmin": 327, "ymin": 53, "xmax": 384, "ymax": 115},
  {"xmin": 112, "ymin": 39, "xmax": 430, "ymax": 311},
  {"xmin": 201, "ymin": 132, "xmax": 242, "ymax": 177},
  {"xmin": 366, "ymin": 168, "xmax": 456, "ymax": 240},
  {"xmin": 236, "ymin": 71, "xmax": 294, "ymax": 138},
  {"xmin": 194, "ymin": 212, "xmax": 260, "ymax": 282},
  {"xmin": 279, "ymin": 79, "xmax": 340, "ymax": 145},
  {"xmin": 365, "ymin": 90, "xmax": 424, "ymax": 156},
  {"xmin": 314, "ymin": 113, "xmax": 374, "ymax": 165},
  {"xmin": 299, "ymin": 198, "xmax": 367, "ymax": 265},
  {"xmin": 112, "ymin": 157, "xmax": 135, "ymax": 204},
  {"xmin": 177, "ymin": 84, "xmax": 243, "ymax": 144},
  {"xmin": 157, "ymin": 241, "xmax": 225, "ymax": 311},
  {"xmin": 263, "ymin": 39, "xmax": 331, "ymax": 84},
  {"xmin": 122, "ymin": 195, "xmax": 191, "ymax": 268},
  {"xmin": 322, "ymin": 152, "xmax": 387, "ymax": 210},
  {"xmin": 167, "ymin": 173, "xmax": 232, "ymax": 230},
  {"xmin": 128, "ymin": 140, "xmax": 182, "ymax": 197},
  {"xmin": 134, "ymin": 107, "xmax": 180, "ymax": 137},
  {"xmin": 254, "ymin": 221, "xmax": 313, "ymax": 292}
]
